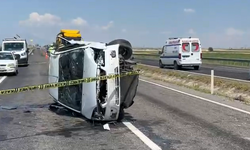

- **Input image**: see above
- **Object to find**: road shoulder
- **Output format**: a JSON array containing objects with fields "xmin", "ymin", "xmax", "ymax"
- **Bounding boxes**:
[{"xmin": 139, "ymin": 76, "xmax": 250, "ymax": 113}]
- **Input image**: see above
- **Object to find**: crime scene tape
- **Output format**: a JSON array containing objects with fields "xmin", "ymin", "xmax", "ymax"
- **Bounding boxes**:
[{"xmin": 0, "ymin": 70, "xmax": 140, "ymax": 95}]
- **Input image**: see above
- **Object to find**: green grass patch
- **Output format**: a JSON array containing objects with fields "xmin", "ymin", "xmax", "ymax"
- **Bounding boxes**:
[
  {"xmin": 203, "ymin": 52, "xmax": 250, "ymax": 59},
  {"xmin": 202, "ymin": 60, "xmax": 250, "ymax": 68}
]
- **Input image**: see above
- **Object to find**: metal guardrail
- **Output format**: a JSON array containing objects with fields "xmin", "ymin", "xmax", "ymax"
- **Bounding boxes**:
[{"xmin": 132, "ymin": 54, "xmax": 250, "ymax": 63}]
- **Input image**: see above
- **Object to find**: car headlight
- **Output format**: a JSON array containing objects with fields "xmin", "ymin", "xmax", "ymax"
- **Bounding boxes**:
[
  {"xmin": 21, "ymin": 52, "xmax": 26, "ymax": 56},
  {"xmin": 7, "ymin": 63, "xmax": 15, "ymax": 67}
]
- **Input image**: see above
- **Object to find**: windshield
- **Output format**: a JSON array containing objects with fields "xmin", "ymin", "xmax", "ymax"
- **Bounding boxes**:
[
  {"xmin": 3, "ymin": 42, "xmax": 24, "ymax": 51},
  {"xmin": 0, "ymin": 53, "xmax": 14, "ymax": 60}
]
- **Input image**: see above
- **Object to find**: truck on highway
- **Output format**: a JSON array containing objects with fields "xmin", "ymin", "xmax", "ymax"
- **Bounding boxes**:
[
  {"xmin": 158, "ymin": 37, "xmax": 202, "ymax": 70},
  {"xmin": 1, "ymin": 37, "xmax": 29, "ymax": 66}
]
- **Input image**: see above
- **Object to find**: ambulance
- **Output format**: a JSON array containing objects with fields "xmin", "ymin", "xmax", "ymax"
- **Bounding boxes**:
[{"xmin": 159, "ymin": 37, "xmax": 202, "ymax": 70}]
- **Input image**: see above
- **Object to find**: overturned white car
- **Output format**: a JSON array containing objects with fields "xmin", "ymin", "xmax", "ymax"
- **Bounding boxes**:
[{"xmin": 48, "ymin": 30, "xmax": 139, "ymax": 121}]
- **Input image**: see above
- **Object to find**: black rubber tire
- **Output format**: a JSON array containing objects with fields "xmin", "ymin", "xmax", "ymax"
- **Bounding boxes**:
[
  {"xmin": 194, "ymin": 66, "xmax": 199, "ymax": 70},
  {"xmin": 159, "ymin": 60, "xmax": 164, "ymax": 68},
  {"xmin": 13, "ymin": 70, "xmax": 18, "ymax": 76},
  {"xmin": 107, "ymin": 39, "xmax": 133, "ymax": 60},
  {"xmin": 117, "ymin": 108, "xmax": 125, "ymax": 122},
  {"xmin": 174, "ymin": 61, "xmax": 179, "ymax": 70}
]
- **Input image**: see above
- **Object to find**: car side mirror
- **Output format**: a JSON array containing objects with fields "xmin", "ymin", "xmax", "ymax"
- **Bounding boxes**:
[
  {"xmin": 131, "ymin": 56, "xmax": 134, "ymax": 60},
  {"xmin": 158, "ymin": 51, "xmax": 162, "ymax": 54},
  {"xmin": 26, "ymin": 48, "xmax": 29, "ymax": 53}
]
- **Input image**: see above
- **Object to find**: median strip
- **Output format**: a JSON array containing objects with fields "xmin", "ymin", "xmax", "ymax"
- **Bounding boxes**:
[{"xmin": 135, "ymin": 64, "xmax": 250, "ymax": 104}]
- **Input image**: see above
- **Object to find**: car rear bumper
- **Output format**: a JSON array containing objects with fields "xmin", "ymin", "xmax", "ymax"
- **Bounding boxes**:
[{"xmin": 179, "ymin": 62, "xmax": 202, "ymax": 66}]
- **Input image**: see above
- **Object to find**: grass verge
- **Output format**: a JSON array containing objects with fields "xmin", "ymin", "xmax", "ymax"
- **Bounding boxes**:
[
  {"xmin": 135, "ymin": 64, "xmax": 250, "ymax": 104},
  {"xmin": 202, "ymin": 60, "xmax": 250, "ymax": 68}
]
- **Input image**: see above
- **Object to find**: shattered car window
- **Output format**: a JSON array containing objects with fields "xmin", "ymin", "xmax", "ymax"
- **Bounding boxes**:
[{"xmin": 58, "ymin": 48, "xmax": 85, "ymax": 111}]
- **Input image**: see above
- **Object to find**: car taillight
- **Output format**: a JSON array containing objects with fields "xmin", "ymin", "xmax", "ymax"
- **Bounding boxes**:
[
  {"xmin": 200, "ymin": 53, "xmax": 202, "ymax": 59},
  {"xmin": 179, "ymin": 53, "xmax": 181, "ymax": 59}
]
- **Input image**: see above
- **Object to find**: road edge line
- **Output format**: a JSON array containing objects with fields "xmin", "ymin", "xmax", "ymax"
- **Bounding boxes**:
[
  {"xmin": 122, "ymin": 121, "xmax": 162, "ymax": 150},
  {"xmin": 140, "ymin": 79, "xmax": 250, "ymax": 116}
]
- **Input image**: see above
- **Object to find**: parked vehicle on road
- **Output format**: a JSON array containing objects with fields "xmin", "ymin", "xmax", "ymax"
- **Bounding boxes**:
[
  {"xmin": 158, "ymin": 37, "xmax": 202, "ymax": 70},
  {"xmin": 1, "ymin": 38, "xmax": 29, "ymax": 66},
  {"xmin": 0, "ymin": 51, "xmax": 19, "ymax": 75},
  {"xmin": 48, "ymin": 29, "xmax": 139, "ymax": 122}
]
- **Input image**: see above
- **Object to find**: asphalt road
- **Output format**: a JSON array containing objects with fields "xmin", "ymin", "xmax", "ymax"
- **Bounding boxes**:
[
  {"xmin": 0, "ymin": 50, "xmax": 250, "ymax": 149},
  {"xmin": 136, "ymin": 58, "xmax": 250, "ymax": 81}
]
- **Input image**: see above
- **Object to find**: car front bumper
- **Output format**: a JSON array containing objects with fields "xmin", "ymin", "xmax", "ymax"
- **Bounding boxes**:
[{"xmin": 0, "ymin": 68, "xmax": 16, "ymax": 73}]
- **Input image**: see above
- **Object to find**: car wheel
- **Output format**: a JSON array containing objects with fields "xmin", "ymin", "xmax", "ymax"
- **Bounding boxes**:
[
  {"xmin": 117, "ymin": 108, "xmax": 125, "ymax": 122},
  {"xmin": 159, "ymin": 60, "xmax": 164, "ymax": 68},
  {"xmin": 194, "ymin": 66, "xmax": 199, "ymax": 70},
  {"xmin": 13, "ymin": 70, "xmax": 18, "ymax": 76},
  {"xmin": 174, "ymin": 61, "xmax": 179, "ymax": 70},
  {"xmin": 107, "ymin": 39, "xmax": 133, "ymax": 60}
]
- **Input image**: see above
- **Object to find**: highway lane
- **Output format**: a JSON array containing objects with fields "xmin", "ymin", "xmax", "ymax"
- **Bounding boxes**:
[
  {"xmin": 0, "ymin": 50, "xmax": 150, "ymax": 150},
  {"xmin": 127, "ymin": 77, "xmax": 250, "ymax": 150},
  {"xmin": 136, "ymin": 58, "xmax": 250, "ymax": 81}
]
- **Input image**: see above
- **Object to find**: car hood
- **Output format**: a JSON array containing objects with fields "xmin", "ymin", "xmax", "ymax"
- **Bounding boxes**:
[
  {"xmin": 12, "ymin": 50, "xmax": 23, "ymax": 53},
  {"xmin": 0, "ymin": 60, "xmax": 16, "ymax": 64}
]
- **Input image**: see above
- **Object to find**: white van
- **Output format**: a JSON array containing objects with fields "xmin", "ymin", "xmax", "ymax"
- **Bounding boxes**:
[
  {"xmin": 1, "ymin": 38, "xmax": 29, "ymax": 66},
  {"xmin": 159, "ymin": 37, "xmax": 202, "ymax": 70}
]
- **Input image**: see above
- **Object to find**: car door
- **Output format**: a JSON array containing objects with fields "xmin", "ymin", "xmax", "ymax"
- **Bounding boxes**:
[
  {"xmin": 11, "ymin": 53, "xmax": 17, "ymax": 66},
  {"xmin": 190, "ymin": 42, "xmax": 201, "ymax": 63},
  {"xmin": 161, "ymin": 46, "xmax": 167, "ymax": 64},
  {"xmin": 48, "ymin": 51, "xmax": 60, "ymax": 101}
]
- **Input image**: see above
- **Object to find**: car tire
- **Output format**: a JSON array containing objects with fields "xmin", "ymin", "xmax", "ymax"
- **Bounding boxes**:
[
  {"xmin": 107, "ymin": 39, "xmax": 133, "ymax": 60},
  {"xmin": 159, "ymin": 60, "xmax": 164, "ymax": 68},
  {"xmin": 117, "ymin": 108, "xmax": 125, "ymax": 122},
  {"xmin": 25, "ymin": 59, "xmax": 29, "ymax": 66},
  {"xmin": 174, "ymin": 61, "xmax": 179, "ymax": 70},
  {"xmin": 13, "ymin": 70, "xmax": 18, "ymax": 76},
  {"xmin": 194, "ymin": 66, "xmax": 199, "ymax": 70}
]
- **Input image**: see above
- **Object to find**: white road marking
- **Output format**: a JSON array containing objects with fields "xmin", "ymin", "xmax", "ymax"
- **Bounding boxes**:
[
  {"xmin": 0, "ymin": 76, "xmax": 7, "ymax": 84},
  {"xmin": 243, "ymin": 137, "xmax": 250, "ymax": 141},
  {"xmin": 123, "ymin": 122, "xmax": 162, "ymax": 150},
  {"xmin": 28, "ymin": 49, "xmax": 34, "ymax": 55},
  {"xmin": 140, "ymin": 79, "xmax": 250, "ymax": 115}
]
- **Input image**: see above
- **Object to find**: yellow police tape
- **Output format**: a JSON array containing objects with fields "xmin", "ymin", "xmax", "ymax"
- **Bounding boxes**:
[{"xmin": 0, "ymin": 70, "xmax": 140, "ymax": 95}]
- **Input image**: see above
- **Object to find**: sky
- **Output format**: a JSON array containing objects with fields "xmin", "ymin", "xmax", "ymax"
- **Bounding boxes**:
[{"xmin": 0, "ymin": 0, "xmax": 250, "ymax": 48}]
